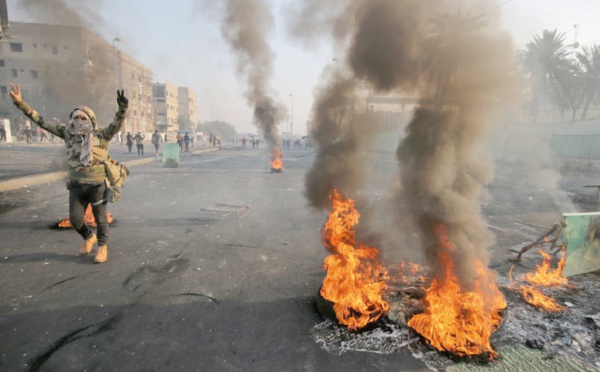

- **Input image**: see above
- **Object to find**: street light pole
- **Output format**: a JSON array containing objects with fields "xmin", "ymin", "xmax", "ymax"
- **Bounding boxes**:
[{"xmin": 289, "ymin": 93, "xmax": 293, "ymax": 141}]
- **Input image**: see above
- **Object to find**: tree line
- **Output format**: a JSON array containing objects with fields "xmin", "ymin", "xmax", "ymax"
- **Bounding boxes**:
[{"xmin": 520, "ymin": 29, "xmax": 600, "ymax": 122}]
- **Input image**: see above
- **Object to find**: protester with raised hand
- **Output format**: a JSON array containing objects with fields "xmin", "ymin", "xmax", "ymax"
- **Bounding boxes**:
[{"xmin": 8, "ymin": 83, "xmax": 128, "ymax": 263}]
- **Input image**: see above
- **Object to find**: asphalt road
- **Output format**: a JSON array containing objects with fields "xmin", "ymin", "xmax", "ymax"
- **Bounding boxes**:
[
  {"xmin": 0, "ymin": 147, "xmax": 430, "ymax": 372},
  {"xmin": 1, "ymin": 143, "xmax": 599, "ymax": 371}
]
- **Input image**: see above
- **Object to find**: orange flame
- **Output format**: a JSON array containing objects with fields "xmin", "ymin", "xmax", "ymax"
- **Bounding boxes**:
[
  {"xmin": 270, "ymin": 147, "xmax": 284, "ymax": 170},
  {"xmin": 57, "ymin": 205, "xmax": 114, "ymax": 228},
  {"xmin": 515, "ymin": 248, "xmax": 567, "ymax": 311},
  {"xmin": 519, "ymin": 285, "xmax": 565, "ymax": 312},
  {"xmin": 523, "ymin": 249, "xmax": 568, "ymax": 287},
  {"xmin": 320, "ymin": 189, "xmax": 389, "ymax": 330},
  {"xmin": 407, "ymin": 224, "xmax": 506, "ymax": 359}
]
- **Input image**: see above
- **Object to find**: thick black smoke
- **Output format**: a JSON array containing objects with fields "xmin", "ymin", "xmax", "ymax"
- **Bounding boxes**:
[
  {"xmin": 297, "ymin": 0, "xmax": 517, "ymax": 288},
  {"xmin": 304, "ymin": 75, "xmax": 373, "ymax": 209},
  {"xmin": 221, "ymin": 0, "xmax": 284, "ymax": 148}
]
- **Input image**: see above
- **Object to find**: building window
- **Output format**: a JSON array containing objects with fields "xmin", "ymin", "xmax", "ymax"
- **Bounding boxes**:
[
  {"xmin": 0, "ymin": 60, "xmax": 4, "ymax": 67},
  {"xmin": 157, "ymin": 98, "xmax": 164, "ymax": 103},
  {"xmin": 154, "ymin": 86, "xmax": 165, "ymax": 97},
  {"xmin": 33, "ymin": 43, "xmax": 37, "ymax": 48},
  {"xmin": 52, "ymin": 45, "xmax": 58, "ymax": 55},
  {"xmin": 0, "ymin": 86, "xmax": 7, "ymax": 94},
  {"xmin": 10, "ymin": 43, "xmax": 23, "ymax": 52},
  {"xmin": 11, "ymin": 69, "xmax": 17, "ymax": 78},
  {"xmin": 30, "ymin": 70, "xmax": 39, "ymax": 79}
]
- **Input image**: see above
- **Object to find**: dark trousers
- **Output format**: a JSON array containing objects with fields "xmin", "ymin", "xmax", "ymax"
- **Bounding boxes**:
[
  {"xmin": 136, "ymin": 144, "xmax": 144, "ymax": 155},
  {"xmin": 127, "ymin": 143, "xmax": 133, "ymax": 153},
  {"xmin": 68, "ymin": 182, "xmax": 108, "ymax": 246}
]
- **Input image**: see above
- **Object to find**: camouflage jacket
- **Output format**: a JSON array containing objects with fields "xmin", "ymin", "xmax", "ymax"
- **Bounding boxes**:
[{"xmin": 14, "ymin": 100, "xmax": 128, "ymax": 183}]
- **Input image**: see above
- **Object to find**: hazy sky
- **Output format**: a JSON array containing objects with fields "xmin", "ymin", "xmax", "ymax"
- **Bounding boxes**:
[{"xmin": 6, "ymin": 0, "xmax": 600, "ymax": 136}]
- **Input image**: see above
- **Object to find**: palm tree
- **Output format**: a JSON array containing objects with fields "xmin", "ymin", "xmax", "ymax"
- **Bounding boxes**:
[
  {"xmin": 519, "ymin": 29, "xmax": 571, "ymax": 121},
  {"xmin": 576, "ymin": 45, "xmax": 600, "ymax": 120},
  {"xmin": 421, "ymin": 10, "xmax": 489, "ymax": 99}
]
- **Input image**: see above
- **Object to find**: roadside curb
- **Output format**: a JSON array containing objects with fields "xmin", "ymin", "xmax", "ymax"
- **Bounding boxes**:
[
  {"xmin": 0, "ymin": 171, "xmax": 69, "ymax": 193},
  {"xmin": 0, "ymin": 148, "xmax": 219, "ymax": 192}
]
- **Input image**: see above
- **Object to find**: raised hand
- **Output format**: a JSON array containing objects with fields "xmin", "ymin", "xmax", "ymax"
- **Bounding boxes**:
[
  {"xmin": 117, "ymin": 89, "xmax": 128, "ymax": 107},
  {"xmin": 8, "ymin": 83, "xmax": 22, "ymax": 104}
]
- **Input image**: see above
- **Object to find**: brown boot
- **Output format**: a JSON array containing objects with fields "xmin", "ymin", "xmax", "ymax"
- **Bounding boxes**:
[
  {"xmin": 94, "ymin": 245, "xmax": 108, "ymax": 263},
  {"xmin": 79, "ymin": 234, "xmax": 97, "ymax": 256}
]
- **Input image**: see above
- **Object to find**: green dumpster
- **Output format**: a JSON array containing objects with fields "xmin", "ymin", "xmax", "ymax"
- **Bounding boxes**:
[{"xmin": 163, "ymin": 143, "xmax": 179, "ymax": 168}]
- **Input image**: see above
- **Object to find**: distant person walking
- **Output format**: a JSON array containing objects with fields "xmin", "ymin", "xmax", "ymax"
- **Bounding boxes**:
[
  {"xmin": 0, "ymin": 122, "xmax": 6, "ymax": 142},
  {"xmin": 126, "ymin": 132, "xmax": 133, "ymax": 153},
  {"xmin": 184, "ymin": 132, "xmax": 190, "ymax": 152},
  {"xmin": 176, "ymin": 132, "xmax": 183, "ymax": 150},
  {"xmin": 8, "ymin": 83, "xmax": 129, "ymax": 263},
  {"xmin": 151, "ymin": 129, "xmax": 163, "ymax": 156},
  {"xmin": 23, "ymin": 127, "xmax": 33, "ymax": 144},
  {"xmin": 40, "ymin": 128, "xmax": 49, "ymax": 143},
  {"xmin": 133, "ymin": 131, "xmax": 145, "ymax": 156}
]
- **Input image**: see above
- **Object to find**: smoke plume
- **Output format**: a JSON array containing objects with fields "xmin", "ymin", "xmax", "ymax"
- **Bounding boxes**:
[
  {"xmin": 300, "ymin": 0, "xmax": 517, "ymax": 288},
  {"xmin": 304, "ymin": 74, "xmax": 376, "ymax": 209},
  {"xmin": 18, "ymin": 0, "xmax": 103, "ymax": 29},
  {"xmin": 396, "ymin": 8, "xmax": 515, "ymax": 285},
  {"xmin": 220, "ymin": 0, "xmax": 284, "ymax": 148}
]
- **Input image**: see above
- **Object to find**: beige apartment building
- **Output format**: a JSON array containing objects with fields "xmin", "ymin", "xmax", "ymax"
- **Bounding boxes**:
[
  {"xmin": 0, "ymin": 22, "xmax": 113, "ymax": 125},
  {"xmin": 0, "ymin": 22, "xmax": 154, "ymax": 134},
  {"xmin": 152, "ymin": 81, "xmax": 179, "ymax": 133},
  {"xmin": 117, "ymin": 50, "xmax": 154, "ymax": 134},
  {"xmin": 177, "ymin": 87, "xmax": 197, "ymax": 133}
]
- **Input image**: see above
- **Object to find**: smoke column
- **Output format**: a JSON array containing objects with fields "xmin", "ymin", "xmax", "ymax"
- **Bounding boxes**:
[
  {"xmin": 298, "ymin": 0, "xmax": 516, "ymax": 286},
  {"xmin": 395, "ymin": 8, "xmax": 515, "ymax": 286},
  {"xmin": 220, "ymin": 0, "xmax": 284, "ymax": 148}
]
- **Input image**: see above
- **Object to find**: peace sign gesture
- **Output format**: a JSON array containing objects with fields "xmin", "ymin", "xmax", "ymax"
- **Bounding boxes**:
[
  {"xmin": 116, "ymin": 89, "xmax": 128, "ymax": 107},
  {"xmin": 8, "ymin": 83, "xmax": 22, "ymax": 104}
]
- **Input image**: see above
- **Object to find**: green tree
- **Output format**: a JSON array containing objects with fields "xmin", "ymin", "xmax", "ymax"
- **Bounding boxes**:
[
  {"xmin": 519, "ymin": 29, "xmax": 572, "ymax": 121},
  {"xmin": 197, "ymin": 120, "xmax": 237, "ymax": 140},
  {"xmin": 422, "ymin": 10, "xmax": 489, "ymax": 99},
  {"xmin": 576, "ymin": 44, "xmax": 600, "ymax": 120}
]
